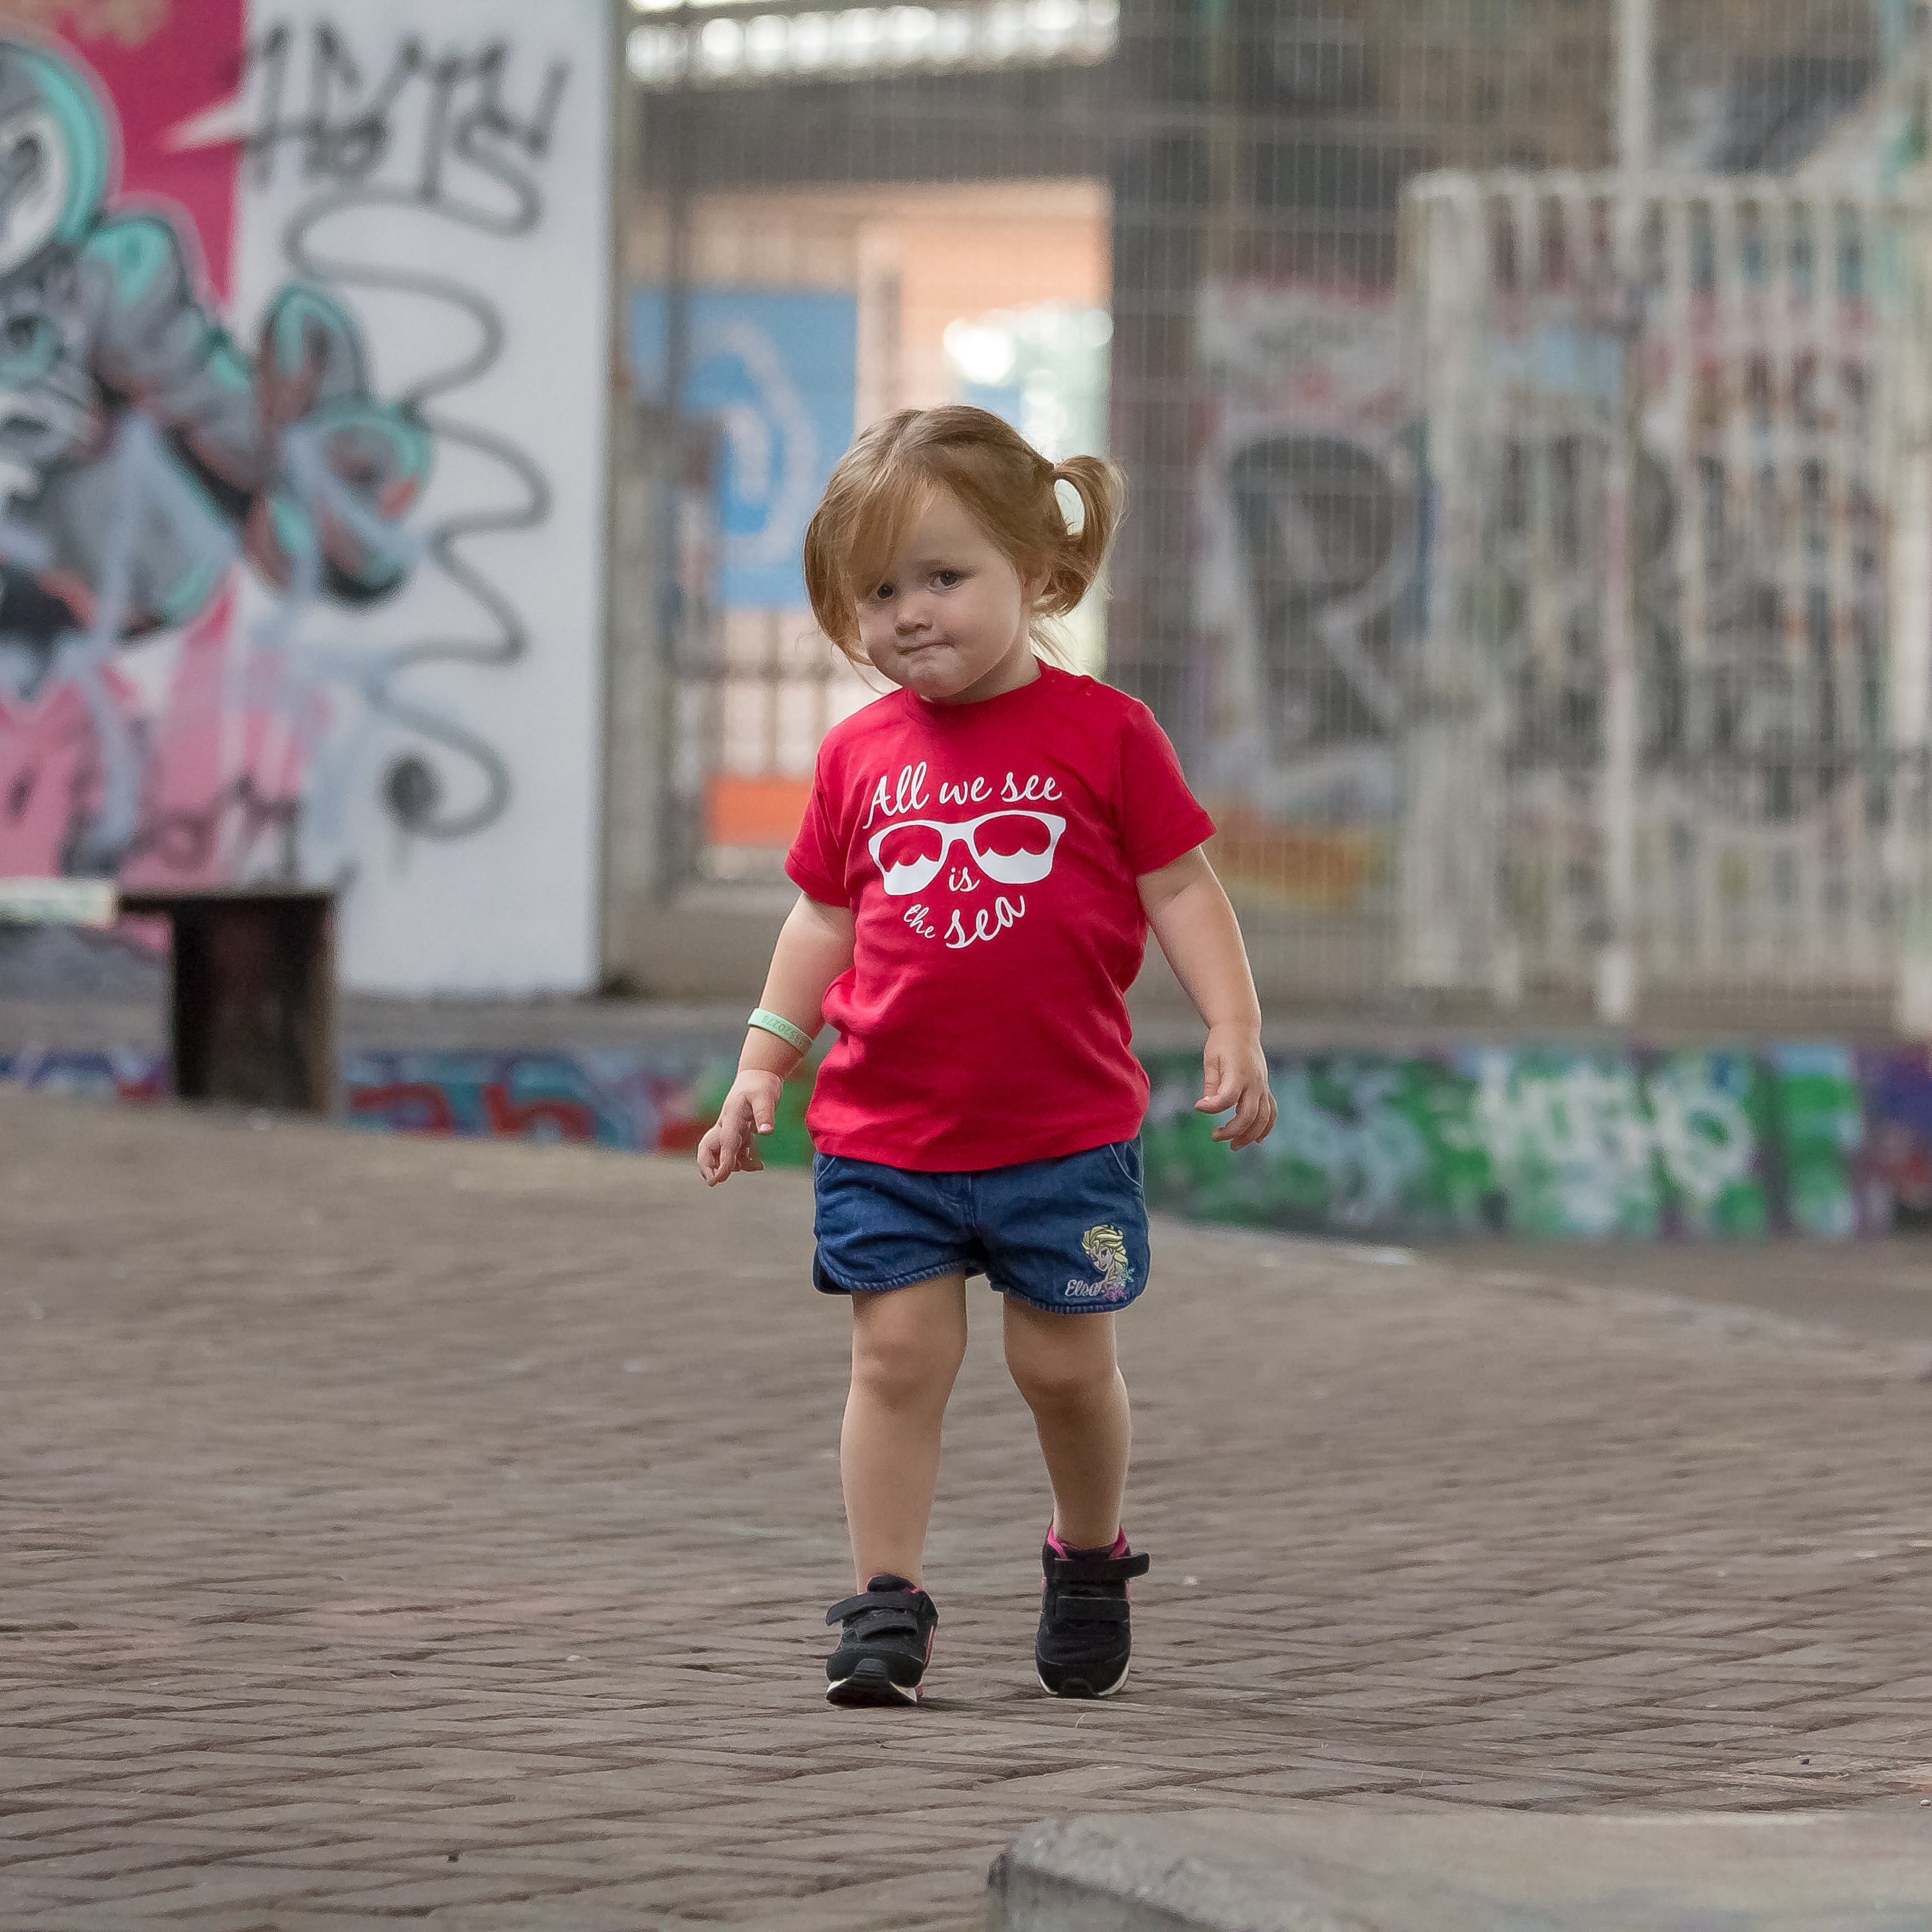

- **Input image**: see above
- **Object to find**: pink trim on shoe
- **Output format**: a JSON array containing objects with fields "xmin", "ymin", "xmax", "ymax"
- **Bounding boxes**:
[{"xmin": 1046, "ymin": 1525, "xmax": 1129, "ymax": 1561}]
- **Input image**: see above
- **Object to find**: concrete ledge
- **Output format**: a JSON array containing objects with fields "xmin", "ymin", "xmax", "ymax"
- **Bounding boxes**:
[{"xmin": 987, "ymin": 1807, "xmax": 1932, "ymax": 1931}]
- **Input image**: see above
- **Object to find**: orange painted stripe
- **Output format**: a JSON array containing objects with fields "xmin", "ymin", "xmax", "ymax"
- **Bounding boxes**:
[{"xmin": 705, "ymin": 775, "xmax": 813, "ymax": 847}]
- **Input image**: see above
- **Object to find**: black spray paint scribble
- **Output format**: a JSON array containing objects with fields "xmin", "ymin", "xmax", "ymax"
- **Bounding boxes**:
[
  {"xmin": 237, "ymin": 21, "xmax": 569, "ymax": 840},
  {"xmin": 129, "ymin": 773, "xmax": 302, "ymax": 876}
]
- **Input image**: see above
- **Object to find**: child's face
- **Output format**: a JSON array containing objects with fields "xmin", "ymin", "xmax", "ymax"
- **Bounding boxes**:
[{"xmin": 854, "ymin": 489, "xmax": 1045, "ymax": 705}]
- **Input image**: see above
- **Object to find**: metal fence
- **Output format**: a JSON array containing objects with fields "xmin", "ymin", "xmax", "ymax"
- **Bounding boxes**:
[
  {"xmin": 618, "ymin": 0, "xmax": 1932, "ymax": 1024},
  {"xmin": 1406, "ymin": 174, "xmax": 1932, "ymax": 1027}
]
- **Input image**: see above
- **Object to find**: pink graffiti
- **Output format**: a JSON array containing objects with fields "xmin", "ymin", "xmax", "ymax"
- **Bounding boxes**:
[
  {"xmin": 116, "ymin": 1061, "xmax": 172, "ymax": 1105},
  {"xmin": 0, "ymin": 676, "xmax": 117, "ymax": 876},
  {"xmin": 350, "ymin": 1083, "xmax": 457, "ymax": 1134},
  {"xmin": 0, "ymin": 587, "xmax": 323, "ymax": 886},
  {"xmin": 121, "ymin": 590, "xmax": 320, "ymax": 890},
  {"xmin": 480, "ymin": 1086, "xmax": 598, "ymax": 1142}
]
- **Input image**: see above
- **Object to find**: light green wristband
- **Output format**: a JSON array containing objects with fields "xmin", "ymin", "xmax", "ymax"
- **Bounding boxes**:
[{"xmin": 748, "ymin": 1008, "xmax": 813, "ymax": 1055}]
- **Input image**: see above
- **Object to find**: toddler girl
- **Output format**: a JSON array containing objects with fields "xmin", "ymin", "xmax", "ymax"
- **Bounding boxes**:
[{"xmin": 697, "ymin": 405, "xmax": 1275, "ymax": 1704}]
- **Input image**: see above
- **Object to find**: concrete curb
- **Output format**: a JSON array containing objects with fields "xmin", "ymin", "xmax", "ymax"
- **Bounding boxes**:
[
  {"xmin": 986, "ymin": 1807, "xmax": 1932, "ymax": 1931},
  {"xmin": 988, "ymin": 1815, "xmax": 1374, "ymax": 1932}
]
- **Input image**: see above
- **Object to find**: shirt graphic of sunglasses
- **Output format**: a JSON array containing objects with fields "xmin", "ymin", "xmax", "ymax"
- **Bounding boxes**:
[{"xmin": 867, "ymin": 811, "xmax": 1067, "ymax": 896}]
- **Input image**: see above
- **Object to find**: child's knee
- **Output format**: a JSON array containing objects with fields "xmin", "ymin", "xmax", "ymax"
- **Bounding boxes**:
[
  {"xmin": 1006, "ymin": 1326, "xmax": 1115, "ymax": 1411},
  {"xmin": 851, "ymin": 1306, "xmax": 964, "ymax": 1407}
]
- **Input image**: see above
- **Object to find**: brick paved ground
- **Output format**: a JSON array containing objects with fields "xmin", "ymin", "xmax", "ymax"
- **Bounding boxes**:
[{"xmin": 7, "ymin": 1086, "xmax": 1932, "ymax": 1931}]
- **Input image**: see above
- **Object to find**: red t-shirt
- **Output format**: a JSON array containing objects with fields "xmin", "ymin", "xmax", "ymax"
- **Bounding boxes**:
[{"xmin": 785, "ymin": 662, "xmax": 1216, "ymax": 1170}]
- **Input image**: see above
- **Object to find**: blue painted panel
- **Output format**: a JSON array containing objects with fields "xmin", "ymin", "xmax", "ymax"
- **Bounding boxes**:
[{"xmin": 631, "ymin": 289, "xmax": 859, "ymax": 608}]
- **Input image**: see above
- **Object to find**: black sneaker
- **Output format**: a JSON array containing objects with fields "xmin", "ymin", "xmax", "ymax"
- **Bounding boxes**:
[
  {"xmin": 1036, "ymin": 1532, "xmax": 1149, "ymax": 1698},
  {"xmin": 825, "ymin": 1574, "xmax": 937, "ymax": 1706}
]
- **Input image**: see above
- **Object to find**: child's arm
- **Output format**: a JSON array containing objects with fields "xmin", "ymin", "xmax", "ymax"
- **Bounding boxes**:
[
  {"xmin": 697, "ymin": 894, "xmax": 856, "ymax": 1186},
  {"xmin": 1138, "ymin": 847, "xmax": 1277, "ymax": 1149}
]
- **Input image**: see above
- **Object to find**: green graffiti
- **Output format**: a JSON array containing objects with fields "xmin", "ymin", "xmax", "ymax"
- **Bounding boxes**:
[
  {"xmin": 1139, "ymin": 1045, "xmax": 1814, "ymax": 1242},
  {"xmin": 669, "ymin": 1040, "xmax": 1881, "ymax": 1239},
  {"xmin": 1646, "ymin": 1050, "xmax": 1772, "ymax": 1239},
  {"xmin": 1467, "ymin": 1048, "xmax": 1662, "ymax": 1238},
  {"xmin": 1770, "ymin": 1045, "xmax": 1865, "ymax": 1240},
  {"xmin": 692, "ymin": 1055, "xmax": 816, "ymax": 1168},
  {"xmin": 1140, "ymin": 1052, "xmax": 1490, "ymax": 1235}
]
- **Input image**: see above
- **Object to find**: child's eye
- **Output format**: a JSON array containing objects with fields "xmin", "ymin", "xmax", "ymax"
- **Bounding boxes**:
[
  {"xmin": 934, "ymin": 570, "xmax": 962, "ymax": 588},
  {"xmin": 872, "ymin": 581, "xmax": 894, "ymax": 602}
]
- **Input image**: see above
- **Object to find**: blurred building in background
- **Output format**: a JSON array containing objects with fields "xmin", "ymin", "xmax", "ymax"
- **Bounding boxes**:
[
  {"xmin": 609, "ymin": 0, "xmax": 1932, "ymax": 1034},
  {"xmin": 0, "ymin": 0, "xmax": 1927, "ymax": 1035}
]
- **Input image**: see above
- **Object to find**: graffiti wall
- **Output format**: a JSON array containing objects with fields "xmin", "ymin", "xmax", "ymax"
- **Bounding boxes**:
[
  {"xmin": 8, "ymin": 1032, "xmax": 1930, "ymax": 1241},
  {"xmin": 0, "ymin": 1044, "xmax": 167, "ymax": 1101},
  {"xmin": 0, "ymin": 1, "xmax": 610, "ymax": 993},
  {"xmin": 1404, "ymin": 178, "xmax": 1925, "ymax": 1003},
  {"xmin": 1191, "ymin": 281, "xmax": 1417, "ymax": 920},
  {"xmin": 1140, "ymin": 1044, "xmax": 1928, "ymax": 1242},
  {"xmin": 341, "ymin": 1048, "xmax": 815, "ymax": 1162}
]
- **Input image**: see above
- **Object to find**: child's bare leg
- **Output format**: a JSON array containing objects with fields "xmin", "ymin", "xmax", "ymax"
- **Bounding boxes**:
[
  {"xmin": 1002, "ymin": 1298, "xmax": 1130, "ymax": 1549},
  {"xmin": 841, "ymin": 1272, "xmax": 969, "ymax": 1588}
]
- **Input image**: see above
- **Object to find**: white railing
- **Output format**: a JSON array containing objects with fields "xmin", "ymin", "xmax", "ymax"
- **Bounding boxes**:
[{"xmin": 1401, "ymin": 172, "xmax": 1932, "ymax": 1029}]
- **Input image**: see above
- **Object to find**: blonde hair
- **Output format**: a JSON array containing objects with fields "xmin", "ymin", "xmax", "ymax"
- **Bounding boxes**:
[{"xmin": 803, "ymin": 405, "xmax": 1124, "ymax": 666}]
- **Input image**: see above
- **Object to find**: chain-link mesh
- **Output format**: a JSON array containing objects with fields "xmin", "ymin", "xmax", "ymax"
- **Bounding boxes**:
[
  {"xmin": 619, "ymin": 0, "xmax": 1932, "ymax": 1024},
  {"xmin": 1408, "ymin": 178, "xmax": 1931, "ymax": 1006}
]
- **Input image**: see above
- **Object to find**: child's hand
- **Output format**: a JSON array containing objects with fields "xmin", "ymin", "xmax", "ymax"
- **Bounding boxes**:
[
  {"xmin": 1196, "ymin": 1022, "xmax": 1276, "ymax": 1148},
  {"xmin": 697, "ymin": 1071, "xmax": 787, "ymax": 1185}
]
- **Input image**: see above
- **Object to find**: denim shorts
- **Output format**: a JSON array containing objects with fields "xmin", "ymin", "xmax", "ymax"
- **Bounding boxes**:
[{"xmin": 811, "ymin": 1140, "xmax": 1150, "ymax": 1314}]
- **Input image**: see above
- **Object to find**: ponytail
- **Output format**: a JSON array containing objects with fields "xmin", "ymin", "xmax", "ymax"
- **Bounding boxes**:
[{"xmin": 1041, "ymin": 454, "xmax": 1125, "ymax": 617}]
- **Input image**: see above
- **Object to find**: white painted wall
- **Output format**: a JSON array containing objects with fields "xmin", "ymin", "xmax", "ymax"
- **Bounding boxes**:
[{"xmin": 233, "ymin": 0, "xmax": 612, "ymax": 993}]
